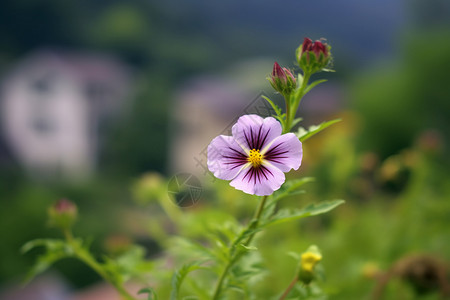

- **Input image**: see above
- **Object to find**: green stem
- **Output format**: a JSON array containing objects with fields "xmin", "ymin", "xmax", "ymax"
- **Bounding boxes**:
[
  {"xmin": 283, "ymin": 93, "xmax": 291, "ymax": 134},
  {"xmin": 212, "ymin": 195, "xmax": 268, "ymax": 300},
  {"xmin": 63, "ymin": 229, "xmax": 73, "ymax": 243},
  {"xmin": 243, "ymin": 195, "xmax": 268, "ymax": 246},
  {"xmin": 278, "ymin": 275, "xmax": 298, "ymax": 300},
  {"xmin": 286, "ymin": 72, "xmax": 311, "ymax": 132},
  {"xmin": 65, "ymin": 232, "xmax": 137, "ymax": 300},
  {"xmin": 211, "ymin": 260, "xmax": 233, "ymax": 300}
]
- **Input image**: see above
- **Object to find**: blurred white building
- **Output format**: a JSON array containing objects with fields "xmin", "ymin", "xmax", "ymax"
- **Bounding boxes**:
[{"xmin": 0, "ymin": 50, "xmax": 132, "ymax": 180}]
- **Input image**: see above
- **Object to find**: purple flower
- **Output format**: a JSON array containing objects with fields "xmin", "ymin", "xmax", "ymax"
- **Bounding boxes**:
[{"xmin": 207, "ymin": 115, "xmax": 303, "ymax": 196}]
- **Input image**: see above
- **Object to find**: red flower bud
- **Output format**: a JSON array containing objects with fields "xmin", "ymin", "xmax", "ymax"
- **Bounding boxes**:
[
  {"xmin": 296, "ymin": 37, "xmax": 331, "ymax": 74},
  {"xmin": 268, "ymin": 62, "xmax": 296, "ymax": 95},
  {"xmin": 302, "ymin": 37, "xmax": 313, "ymax": 52},
  {"xmin": 48, "ymin": 198, "xmax": 77, "ymax": 230},
  {"xmin": 312, "ymin": 40, "xmax": 327, "ymax": 58},
  {"xmin": 283, "ymin": 67, "xmax": 296, "ymax": 83},
  {"xmin": 54, "ymin": 198, "xmax": 77, "ymax": 214},
  {"xmin": 272, "ymin": 62, "xmax": 287, "ymax": 84}
]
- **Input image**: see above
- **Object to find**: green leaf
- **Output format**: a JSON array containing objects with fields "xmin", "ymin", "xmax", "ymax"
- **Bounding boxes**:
[
  {"xmin": 290, "ymin": 117, "xmax": 303, "ymax": 129},
  {"xmin": 269, "ymin": 177, "xmax": 315, "ymax": 204},
  {"xmin": 21, "ymin": 239, "xmax": 74, "ymax": 284},
  {"xmin": 262, "ymin": 177, "xmax": 315, "ymax": 223},
  {"xmin": 25, "ymin": 250, "xmax": 69, "ymax": 284},
  {"xmin": 297, "ymin": 73, "xmax": 304, "ymax": 87},
  {"xmin": 102, "ymin": 244, "xmax": 153, "ymax": 284},
  {"xmin": 171, "ymin": 236, "xmax": 225, "ymax": 263},
  {"xmin": 322, "ymin": 68, "xmax": 335, "ymax": 72},
  {"xmin": 239, "ymin": 244, "xmax": 257, "ymax": 251},
  {"xmin": 304, "ymin": 79, "xmax": 327, "ymax": 95},
  {"xmin": 274, "ymin": 114, "xmax": 286, "ymax": 127},
  {"xmin": 188, "ymin": 280, "xmax": 211, "ymax": 300},
  {"xmin": 264, "ymin": 200, "xmax": 345, "ymax": 227},
  {"xmin": 230, "ymin": 225, "xmax": 262, "ymax": 254},
  {"xmin": 170, "ymin": 260, "xmax": 207, "ymax": 300},
  {"xmin": 283, "ymin": 177, "xmax": 315, "ymax": 193},
  {"xmin": 21, "ymin": 239, "xmax": 65, "ymax": 254},
  {"xmin": 138, "ymin": 287, "xmax": 158, "ymax": 300},
  {"xmin": 262, "ymin": 95, "xmax": 285, "ymax": 126},
  {"xmin": 296, "ymin": 119, "xmax": 341, "ymax": 142}
]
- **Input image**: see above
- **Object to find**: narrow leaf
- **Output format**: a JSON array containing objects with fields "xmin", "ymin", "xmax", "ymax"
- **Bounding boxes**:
[
  {"xmin": 297, "ymin": 73, "xmax": 304, "ymax": 87},
  {"xmin": 304, "ymin": 79, "xmax": 327, "ymax": 95},
  {"xmin": 290, "ymin": 117, "xmax": 303, "ymax": 129},
  {"xmin": 268, "ymin": 177, "xmax": 315, "ymax": 205},
  {"xmin": 239, "ymin": 244, "xmax": 257, "ymax": 251},
  {"xmin": 170, "ymin": 261, "xmax": 207, "ymax": 300},
  {"xmin": 262, "ymin": 96, "xmax": 282, "ymax": 115},
  {"xmin": 21, "ymin": 239, "xmax": 64, "ymax": 254},
  {"xmin": 23, "ymin": 248, "xmax": 70, "ymax": 284},
  {"xmin": 138, "ymin": 287, "xmax": 158, "ymax": 300},
  {"xmin": 296, "ymin": 119, "xmax": 341, "ymax": 142},
  {"xmin": 265, "ymin": 200, "xmax": 345, "ymax": 227}
]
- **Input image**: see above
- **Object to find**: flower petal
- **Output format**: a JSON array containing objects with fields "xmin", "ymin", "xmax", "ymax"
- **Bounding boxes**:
[
  {"xmin": 207, "ymin": 135, "xmax": 249, "ymax": 180},
  {"xmin": 232, "ymin": 115, "xmax": 282, "ymax": 152},
  {"xmin": 262, "ymin": 133, "xmax": 302, "ymax": 172},
  {"xmin": 230, "ymin": 163, "xmax": 285, "ymax": 196}
]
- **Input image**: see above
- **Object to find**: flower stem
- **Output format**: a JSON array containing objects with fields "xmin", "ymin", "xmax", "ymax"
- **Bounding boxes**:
[
  {"xmin": 64, "ymin": 231, "xmax": 137, "ymax": 300},
  {"xmin": 285, "ymin": 71, "xmax": 311, "ymax": 133},
  {"xmin": 244, "ymin": 195, "xmax": 268, "ymax": 245},
  {"xmin": 212, "ymin": 195, "xmax": 268, "ymax": 299},
  {"xmin": 278, "ymin": 275, "xmax": 298, "ymax": 300},
  {"xmin": 283, "ymin": 93, "xmax": 291, "ymax": 134}
]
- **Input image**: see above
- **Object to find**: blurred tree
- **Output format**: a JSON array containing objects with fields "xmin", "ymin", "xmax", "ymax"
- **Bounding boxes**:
[{"xmin": 351, "ymin": 31, "xmax": 450, "ymax": 160}]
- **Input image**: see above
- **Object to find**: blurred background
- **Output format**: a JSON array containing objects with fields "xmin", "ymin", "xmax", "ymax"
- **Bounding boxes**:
[{"xmin": 0, "ymin": 0, "xmax": 449, "ymax": 299}]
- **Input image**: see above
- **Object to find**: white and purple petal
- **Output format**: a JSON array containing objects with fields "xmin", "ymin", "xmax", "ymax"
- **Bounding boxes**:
[
  {"xmin": 207, "ymin": 135, "xmax": 249, "ymax": 180},
  {"xmin": 232, "ymin": 115, "xmax": 282, "ymax": 152},
  {"xmin": 229, "ymin": 162, "xmax": 285, "ymax": 196},
  {"xmin": 262, "ymin": 133, "xmax": 302, "ymax": 172}
]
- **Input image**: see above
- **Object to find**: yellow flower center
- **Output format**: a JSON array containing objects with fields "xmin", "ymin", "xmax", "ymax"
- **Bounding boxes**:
[{"xmin": 248, "ymin": 149, "xmax": 262, "ymax": 167}]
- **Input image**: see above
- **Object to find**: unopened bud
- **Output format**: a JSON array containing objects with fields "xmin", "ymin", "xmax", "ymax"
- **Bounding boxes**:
[
  {"xmin": 298, "ymin": 245, "xmax": 322, "ymax": 284},
  {"xmin": 132, "ymin": 172, "xmax": 165, "ymax": 205},
  {"xmin": 296, "ymin": 37, "xmax": 331, "ymax": 74},
  {"xmin": 48, "ymin": 198, "xmax": 77, "ymax": 230},
  {"xmin": 268, "ymin": 62, "xmax": 296, "ymax": 95}
]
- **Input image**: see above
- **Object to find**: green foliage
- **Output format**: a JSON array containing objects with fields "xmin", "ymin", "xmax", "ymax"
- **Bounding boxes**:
[
  {"xmin": 303, "ymin": 79, "xmax": 328, "ymax": 96},
  {"xmin": 351, "ymin": 31, "xmax": 450, "ymax": 158},
  {"xmin": 262, "ymin": 95, "xmax": 286, "ymax": 128},
  {"xmin": 22, "ymin": 236, "xmax": 153, "ymax": 300},
  {"xmin": 266, "ymin": 177, "xmax": 315, "ymax": 207},
  {"xmin": 170, "ymin": 260, "xmax": 207, "ymax": 300},
  {"xmin": 102, "ymin": 245, "xmax": 154, "ymax": 283},
  {"xmin": 138, "ymin": 287, "xmax": 158, "ymax": 300},
  {"xmin": 21, "ymin": 238, "xmax": 76, "ymax": 284},
  {"xmin": 263, "ymin": 200, "xmax": 345, "ymax": 228},
  {"xmin": 296, "ymin": 119, "xmax": 342, "ymax": 142}
]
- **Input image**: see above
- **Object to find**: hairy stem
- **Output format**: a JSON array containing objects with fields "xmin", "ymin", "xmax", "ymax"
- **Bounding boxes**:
[
  {"xmin": 212, "ymin": 195, "xmax": 268, "ymax": 299},
  {"xmin": 286, "ymin": 71, "xmax": 311, "ymax": 132},
  {"xmin": 284, "ymin": 93, "xmax": 292, "ymax": 134}
]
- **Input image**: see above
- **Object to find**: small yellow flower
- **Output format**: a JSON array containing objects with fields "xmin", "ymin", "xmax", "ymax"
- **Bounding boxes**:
[{"xmin": 301, "ymin": 251, "xmax": 322, "ymax": 272}]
